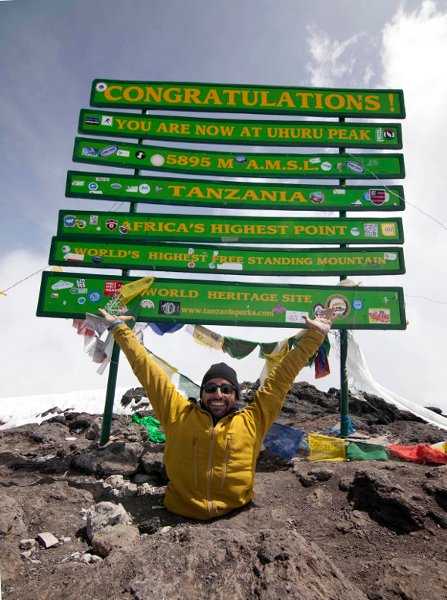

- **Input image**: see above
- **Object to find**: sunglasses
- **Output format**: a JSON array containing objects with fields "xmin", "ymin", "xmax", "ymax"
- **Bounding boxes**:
[{"xmin": 203, "ymin": 383, "xmax": 237, "ymax": 395}]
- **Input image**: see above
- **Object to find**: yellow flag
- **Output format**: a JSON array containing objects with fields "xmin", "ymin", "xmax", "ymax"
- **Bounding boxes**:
[
  {"xmin": 119, "ymin": 276, "xmax": 154, "ymax": 305},
  {"xmin": 150, "ymin": 352, "xmax": 178, "ymax": 379},
  {"xmin": 431, "ymin": 440, "xmax": 447, "ymax": 453},
  {"xmin": 263, "ymin": 339, "xmax": 289, "ymax": 377},
  {"xmin": 191, "ymin": 325, "xmax": 224, "ymax": 350},
  {"xmin": 309, "ymin": 434, "xmax": 346, "ymax": 462}
]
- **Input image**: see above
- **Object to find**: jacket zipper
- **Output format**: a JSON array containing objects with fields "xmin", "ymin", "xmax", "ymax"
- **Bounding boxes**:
[
  {"xmin": 193, "ymin": 435, "xmax": 198, "ymax": 490},
  {"xmin": 220, "ymin": 436, "xmax": 232, "ymax": 489},
  {"xmin": 206, "ymin": 426, "xmax": 216, "ymax": 516}
]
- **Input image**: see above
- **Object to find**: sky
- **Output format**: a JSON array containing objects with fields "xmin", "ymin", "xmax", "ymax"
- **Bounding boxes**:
[{"xmin": 1, "ymin": 0, "xmax": 447, "ymax": 415}]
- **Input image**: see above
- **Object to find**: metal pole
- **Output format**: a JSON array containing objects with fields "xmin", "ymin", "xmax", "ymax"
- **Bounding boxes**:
[
  {"xmin": 99, "ymin": 342, "xmax": 121, "ymax": 446},
  {"xmin": 338, "ymin": 120, "xmax": 350, "ymax": 438},
  {"xmin": 99, "ymin": 114, "xmax": 144, "ymax": 446},
  {"xmin": 339, "ymin": 329, "xmax": 350, "ymax": 437}
]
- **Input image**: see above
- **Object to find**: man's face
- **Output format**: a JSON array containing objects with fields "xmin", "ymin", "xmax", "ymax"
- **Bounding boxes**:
[{"xmin": 200, "ymin": 377, "xmax": 238, "ymax": 418}]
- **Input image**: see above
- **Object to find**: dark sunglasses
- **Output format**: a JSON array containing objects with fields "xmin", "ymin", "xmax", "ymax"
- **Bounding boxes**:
[{"xmin": 203, "ymin": 383, "xmax": 236, "ymax": 395}]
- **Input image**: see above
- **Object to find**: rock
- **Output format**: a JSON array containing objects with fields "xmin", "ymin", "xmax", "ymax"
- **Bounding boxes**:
[
  {"xmin": 347, "ymin": 469, "xmax": 425, "ymax": 533},
  {"xmin": 140, "ymin": 449, "xmax": 167, "ymax": 481},
  {"xmin": 67, "ymin": 413, "xmax": 96, "ymax": 431},
  {"xmin": 104, "ymin": 474, "xmax": 125, "ymax": 488},
  {"xmin": 338, "ymin": 476, "xmax": 353, "ymax": 491},
  {"xmin": 137, "ymin": 482, "xmax": 160, "ymax": 496},
  {"xmin": 125, "ymin": 527, "xmax": 368, "ymax": 599},
  {"xmin": 296, "ymin": 467, "xmax": 335, "ymax": 487},
  {"xmin": 60, "ymin": 536, "xmax": 72, "ymax": 544},
  {"xmin": 138, "ymin": 516, "xmax": 163, "ymax": 535},
  {"xmin": 422, "ymin": 472, "xmax": 447, "ymax": 511},
  {"xmin": 19, "ymin": 539, "xmax": 37, "ymax": 550},
  {"xmin": 71, "ymin": 441, "xmax": 144, "ymax": 477},
  {"xmin": 120, "ymin": 387, "xmax": 147, "ymax": 407},
  {"xmin": 85, "ymin": 501, "xmax": 133, "ymax": 541},
  {"xmin": 84, "ymin": 418, "xmax": 102, "ymax": 441},
  {"xmin": 103, "ymin": 474, "xmax": 138, "ymax": 496},
  {"xmin": 133, "ymin": 473, "xmax": 152, "ymax": 484},
  {"xmin": 80, "ymin": 552, "xmax": 104, "ymax": 564},
  {"xmin": 0, "ymin": 495, "xmax": 26, "ymax": 537},
  {"xmin": 91, "ymin": 523, "xmax": 140, "ymax": 558},
  {"xmin": 37, "ymin": 532, "xmax": 59, "ymax": 548},
  {"xmin": 40, "ymin": 407, "xmax": 64, "ymax": 418}
]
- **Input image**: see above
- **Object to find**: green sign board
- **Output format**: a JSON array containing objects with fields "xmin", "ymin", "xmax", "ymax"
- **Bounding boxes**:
[
  {"xmin": 73, "ymin": 137, "xmax": 405, "ymax": 179},
  {"xmin": 50, "ymin": 238, "xmax": 406, "ymax": 276},
  {"xmin": 79, "ymin": 109, "xmax": 403, "ymax": 149},
  {"xmin": 37, "ymin": 272, "xmax": 406, "ymax": 330},
  {"xmin": 90, "ymin": 80, "xmax": 405, "ymax": 118},
  {"xmin": 58, "ymin": 211, "xmax": 404, "ymax": 244},
  {"xmin": 66, "ymin": 171, "xmax": 405, "ymax": 212}
]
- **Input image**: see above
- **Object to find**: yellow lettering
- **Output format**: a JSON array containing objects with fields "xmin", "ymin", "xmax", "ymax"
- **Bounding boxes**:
[
  {"xmin": 277, "ymin": 91, "xmax": 295, "ymax": 107},
  {"xmin": 123, "ymin": 86, "xmax": 144, "ymax": 102},
  {"xmin": 203, "ymin": 89, "xmax": 222, "ymax": 105},
  {"xmin": 365, "ymin": 94, "xmax": 381, "ymax": 111},
  {"xmin": 104, "ymin": 85, "xmax": 123, "ymax": 101}
]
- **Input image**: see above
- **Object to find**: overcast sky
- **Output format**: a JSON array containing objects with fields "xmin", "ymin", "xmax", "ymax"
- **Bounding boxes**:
[{"xmin": 1, "ymin": 0, "xmax": 447, "ymax": 414}]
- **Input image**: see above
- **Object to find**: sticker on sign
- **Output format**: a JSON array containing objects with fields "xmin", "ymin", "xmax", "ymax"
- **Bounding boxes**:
[{"xmin": 285, "ymin": 310, "xmax": 309, "ymax": 323}]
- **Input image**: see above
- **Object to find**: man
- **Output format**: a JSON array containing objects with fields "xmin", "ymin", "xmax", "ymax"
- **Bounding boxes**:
[{"xmin": 99, "ymin": 307, "xmax": 335, "ymax": 520}]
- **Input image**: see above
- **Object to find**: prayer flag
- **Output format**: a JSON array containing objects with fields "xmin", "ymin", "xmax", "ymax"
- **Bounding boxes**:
[
  {"xmin": 309, "ymin": 434, "xmax": 346, "ymax": 462},
  {"xmin": 263, "ymin": 423, "xmax": 305, "ymax": 460}
]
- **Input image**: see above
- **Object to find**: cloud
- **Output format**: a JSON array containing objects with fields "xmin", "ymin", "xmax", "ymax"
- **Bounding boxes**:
[
  {"xmin": 305, "ymin": 26, "xmax": 378, "ymax": 87},
  {"xmin": 301, "ymin": 3, "xmax": 447, "ymax": 411}
]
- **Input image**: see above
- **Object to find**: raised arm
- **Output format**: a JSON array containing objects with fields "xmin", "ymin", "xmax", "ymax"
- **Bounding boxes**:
[
  {"xmin": 245, "ymin": 308, "xmax": 336, "ymax": 436},
  {"xmin": 98, "ymin": 309, "xmax": 189, "ymax": 424}
]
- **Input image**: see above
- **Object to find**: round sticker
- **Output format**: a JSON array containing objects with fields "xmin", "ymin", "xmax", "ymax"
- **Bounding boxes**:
[
  {"xmin": 99, "ymin": 145, "xmax": 118, "ymax": 158},
  {"xmin": 88, "ymin": 291, "xmax": 101, "ymax": 303},
  {"xmin": 150, "ymin": 154, "xmax": 165, "ymax": 166},
  {"xmin": 350, "ymin": 227, "xmax": 360, "ymax": 236},
  {"xmin": 88, "ymin": 182, "xmax": 98, "ymax": 191},
  {"xmin": 325, "ymin": 294, "xmax": 351, "ymax": 319},
  {"xmin": 140, "ymin": 300, "xmax": 154, "ymax": 309},
  {"xmin": 321, "ymin": 161, "xmax": 332, "ymax": 171},
  {"xmin": 235, "ymin": 156, "xmax": 247, "ymax": 164},
  {"xmin": 346, "ymin": 161, "xmax": 364, "ymax": 173},
  {"xmin": 139, "ymin": 183, "xmax": 150, "ymax": 194},
  {"xmin": 352, "ymin": 299, "xmax": 364, "ymax": 311},
  {"xmin": 95, "ymin": 82, "xmax": 107, "ymax": 92},
  {"xmin": 78, "ymin": 297, "xmax": 86, "ymax": 305},
  {"xmin": 64, "ymin": 215, "xmax": 76, "ymax": 228},
  {"xmin": 310, "ymin": 191, "xmax": 325, "ymax": 205}
]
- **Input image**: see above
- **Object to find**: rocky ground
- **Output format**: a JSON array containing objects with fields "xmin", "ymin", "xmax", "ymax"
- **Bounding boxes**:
[{"xmin": 1, "ymin": 383, "xmax": 447, "ymax": 599}]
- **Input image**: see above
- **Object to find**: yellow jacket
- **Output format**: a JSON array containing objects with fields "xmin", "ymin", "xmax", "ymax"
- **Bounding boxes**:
[{"xmin": 113, "ymin": 325, "xmax": 324, "ymax": 520}]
